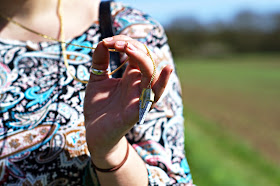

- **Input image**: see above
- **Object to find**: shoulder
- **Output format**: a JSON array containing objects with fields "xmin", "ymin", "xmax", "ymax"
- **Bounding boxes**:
[{"xmin": 111, "ymin": 2, "xmax": 164, "ymax": 38}]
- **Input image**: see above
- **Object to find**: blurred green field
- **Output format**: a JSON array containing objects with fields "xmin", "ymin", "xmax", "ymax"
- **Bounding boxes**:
[{"xmin": 175, "ymin": 54, "xmax": 280, "ymax": 186}]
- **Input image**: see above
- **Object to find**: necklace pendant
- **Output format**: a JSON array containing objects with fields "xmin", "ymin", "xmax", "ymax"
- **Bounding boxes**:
[{"xmin": 139, "ymin": 88, "xmax": 155, "ymax": 125}]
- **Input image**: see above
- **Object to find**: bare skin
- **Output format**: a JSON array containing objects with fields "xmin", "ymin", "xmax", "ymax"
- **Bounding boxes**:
[
  {"xmin": 0, "ymin": 1, "xmax": 172, "ymax": 185},
  {"xmin": 0, "ymin": 0, "xmax": 99, "ymax": 41}
]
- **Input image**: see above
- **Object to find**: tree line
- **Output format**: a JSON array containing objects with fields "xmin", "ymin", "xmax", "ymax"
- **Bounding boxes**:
[{"xmin": 165, "ymin": 10, "xmax": 280, "ymax": 58}]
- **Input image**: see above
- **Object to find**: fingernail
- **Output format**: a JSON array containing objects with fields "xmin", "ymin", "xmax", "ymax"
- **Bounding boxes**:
[
  {"xmin": 116, "ymin": 41, "xmax": 126, "ymax": 47},
  {"xmin": 127, "ymin": 43, "xmax": 137, "ymax": 51},
  {"xmin": 103, "ymin": 37, "xmax": 113, "ymax": 43}
]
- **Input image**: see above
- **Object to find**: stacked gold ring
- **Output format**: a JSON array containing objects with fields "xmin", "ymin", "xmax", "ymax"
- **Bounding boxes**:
[{"xmin": 90, "ymin": 66, "xmax": 109, "ymax": 75}]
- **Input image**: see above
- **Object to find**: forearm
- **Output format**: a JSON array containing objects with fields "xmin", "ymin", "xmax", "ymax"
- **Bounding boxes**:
[{"xmin": 91, "ymin": 137, "xmax": 149, "ymax": 186}]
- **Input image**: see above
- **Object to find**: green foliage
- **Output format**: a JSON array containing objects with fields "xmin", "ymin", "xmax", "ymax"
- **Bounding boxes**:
[{"xmin": 165, "ymin": 11, "xmax": 280, "ymax": 58}]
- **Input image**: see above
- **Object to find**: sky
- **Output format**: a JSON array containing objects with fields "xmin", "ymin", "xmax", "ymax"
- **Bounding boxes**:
[{"xmin": 117, "ymin": 0, "xmax": 280, "ymax": 26}]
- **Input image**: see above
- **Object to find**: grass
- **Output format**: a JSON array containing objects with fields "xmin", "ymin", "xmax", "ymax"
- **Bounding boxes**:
[
  {"xmin": 175, "ymin": 54, "xmax": 280, "ymax": 105},
  {"xmin": 174, "ymin": 53, "xmax": 280, "ymax": 186},
  {"xmin": 184, "ymin": 109, "xmax": 280, "ymax": 186}
]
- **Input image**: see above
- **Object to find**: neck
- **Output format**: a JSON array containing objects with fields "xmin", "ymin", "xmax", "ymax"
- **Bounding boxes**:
[
  {"xmin": 0, "ymin": 0, "xmax": 100, "ymax": 42},
  {"xmin": 0, "ymin": 0, "xmax": 58, "ymax": 19}
]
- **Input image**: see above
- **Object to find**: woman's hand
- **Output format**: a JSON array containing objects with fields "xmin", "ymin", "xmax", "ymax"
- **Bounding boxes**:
[{"xmin": 84, "ymin": 35, "xmax": 172, "ymax": 166}]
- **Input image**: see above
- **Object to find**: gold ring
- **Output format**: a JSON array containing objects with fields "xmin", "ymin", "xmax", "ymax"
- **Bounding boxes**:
[{"xmin": 90, "ymin": 66, "xmax": 109, "ymax": 75}]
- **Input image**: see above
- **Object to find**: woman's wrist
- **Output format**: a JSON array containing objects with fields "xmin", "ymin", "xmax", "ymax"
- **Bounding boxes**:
[{"xmin": 90, "ymin": 137, "xmax": 129, "ymax": 170}]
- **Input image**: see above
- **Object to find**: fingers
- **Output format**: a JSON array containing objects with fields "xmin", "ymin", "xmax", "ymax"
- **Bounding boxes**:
[
  {"xmin": 89, "ymin": 35, "xmax": 137, "ymax": 83},
  {"xmin": 103, "ymin": 35, "xmax": 146, "ymax": 53},
  {"xmin": 103, "ymin": 35, "xmax": 154, "ymax": 89},
  {"xmin": 125, "ymin": 42, "xmax": 155, "ymax": 89},
  {"xmin": 102, "ymin": 35, "xmax": 173, "ymax": 103},
  {"xmin": 152, "ymin": 65, "xmax": 173, "ymax": 102},
  {"xmin": 89, "ymin": 41, "xmax": 110, "ymax": 82}
]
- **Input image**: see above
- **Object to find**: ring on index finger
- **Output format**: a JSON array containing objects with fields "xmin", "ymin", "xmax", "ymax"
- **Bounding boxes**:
[{"xmin": 90, "ymin": 66, "xmax": 109, "ymax": 76}]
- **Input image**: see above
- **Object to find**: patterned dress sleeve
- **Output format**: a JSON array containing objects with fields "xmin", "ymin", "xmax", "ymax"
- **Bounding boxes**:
[{"xmin": 112, "ymin": 3, "xmax": 194, "ymax": 185}]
